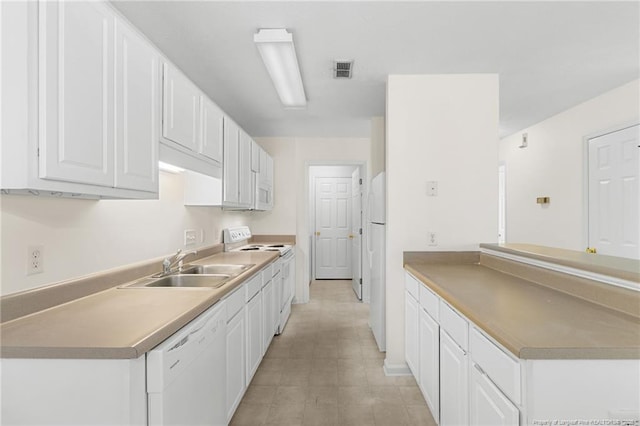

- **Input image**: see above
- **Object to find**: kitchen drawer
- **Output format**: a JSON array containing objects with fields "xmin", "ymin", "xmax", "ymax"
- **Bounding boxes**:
[
  {"xmin": 405, "ymin": 272, "xmax": 420, "ymax": 300},
  {"xmin": 439, "ymin": 300, "xmax": 468, "ymax": 351},
  {"xmin": 245, "ymin": 274, "xmax": 262, "ymax": 302},
  {"xmin": 419, "ymin": 284, "xmax": 439, "ymax": 321},
  {"xmin": 470, "ymin": 327, "xmax": 521, "ymax": 404},
  {"xmin": 262, "ymin": 263, "xmax": 274, "ymax": 286},
  {"xmin": 225, "ymin": 284, "xmax": 245, "ymax": 320}
]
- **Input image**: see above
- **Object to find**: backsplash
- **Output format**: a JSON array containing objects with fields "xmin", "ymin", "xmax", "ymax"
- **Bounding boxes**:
[{"xmin": 0, "ymin": 171, "xmax": 250, "ymax": 296}]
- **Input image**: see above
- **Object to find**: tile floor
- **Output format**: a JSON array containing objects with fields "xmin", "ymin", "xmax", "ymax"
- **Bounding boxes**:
[{"xmin": 230, "ymin": 280, "xmax": 437, "ymax": 426}]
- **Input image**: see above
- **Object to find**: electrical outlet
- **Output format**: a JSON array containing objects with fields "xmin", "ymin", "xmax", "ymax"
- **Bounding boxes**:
[
  {"xmin": 27, "ymin": 245, "xmax": 44, "ymax": 275},
  {"xmin": 184, "ymin": 229, "xmax": 197, "ymax": 246},
  {"xmin": 427, "ymin": 232, "xmax": 438, "ymax": 246}
]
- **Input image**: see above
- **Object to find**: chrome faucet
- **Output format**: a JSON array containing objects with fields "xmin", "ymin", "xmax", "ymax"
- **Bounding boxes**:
[{"xmin": 157, "ymin": 249, "xmax": 198, "ymax": 276}]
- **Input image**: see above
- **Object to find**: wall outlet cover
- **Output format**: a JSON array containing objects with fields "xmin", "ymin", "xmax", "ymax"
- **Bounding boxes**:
[
  {"xmin": 184, "ymin": 229, "xmax": 197, "ymax": 246},
  {"xmin": 27, "ymin": 245, "xmax": 44, "ymax": 275}
]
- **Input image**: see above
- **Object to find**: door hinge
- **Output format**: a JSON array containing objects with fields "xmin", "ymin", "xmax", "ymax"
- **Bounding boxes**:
[
  {"xmin": 359, "ymin": 228, "xmax": 362, "ymax": 235},
  {"xmin": 359, "ymin": 178, "xmax": 362, "ymax": 185},
  {"xmin": 359, "ymin": 278, "xmax": 362, "ymax": 284},
  {"xmin": 36, "ymin": 148, "xmax": 40, "ymax": 157}
]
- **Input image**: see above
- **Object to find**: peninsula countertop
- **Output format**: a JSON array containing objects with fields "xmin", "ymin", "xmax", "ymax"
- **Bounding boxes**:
[
  {"xmin": 405, "ymin": 254, "xmax": 640, "ymax": 360},
  {"xmin": 0, "ymin": 251, "xmax": 279, "ymax": 359}
]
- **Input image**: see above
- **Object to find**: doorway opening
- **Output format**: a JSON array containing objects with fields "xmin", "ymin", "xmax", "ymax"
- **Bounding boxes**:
[{"xmin": 307, "ymin": 164, "xmax": 367, "ymax": 302}]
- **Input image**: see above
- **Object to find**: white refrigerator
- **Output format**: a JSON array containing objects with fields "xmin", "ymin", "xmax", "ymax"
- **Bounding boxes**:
[{"xmin": 368, "ymin": 172, "xmax": 386, "ymax": 352}]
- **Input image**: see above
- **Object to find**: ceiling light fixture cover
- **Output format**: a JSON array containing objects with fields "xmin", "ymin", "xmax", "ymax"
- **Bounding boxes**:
[{"xmin": 254, "ymin": 29, "xmax": 306, "ymax": 108}]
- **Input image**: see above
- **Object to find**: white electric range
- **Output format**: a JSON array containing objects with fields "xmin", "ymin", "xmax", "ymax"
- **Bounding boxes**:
[
  {"xmin": 223, "ymin": 226, "xmax": 295, "ymax": 334},
  {"xmin": 223, "ymin": 226, "xmax": 292, "ymax": 256}
]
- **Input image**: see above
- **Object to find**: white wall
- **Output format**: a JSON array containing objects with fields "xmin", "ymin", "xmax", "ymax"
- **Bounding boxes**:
[
  {"xmin": 499, "ymin": 79, "xmax": 640, "ymax": 250},
  {"xmin": 252, "ymin": 137, "xmax": 371, "ymax": 303},
  {"xmin": 0, "ymin": 171, "xmax": 249, "ymax": 295},
  {"xmin": 385, "ymin": 74, "xmax": 499, "ymax": 371}
]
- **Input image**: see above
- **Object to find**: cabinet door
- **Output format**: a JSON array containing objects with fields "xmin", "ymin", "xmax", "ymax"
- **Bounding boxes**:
[
  {"xmin": 223, "ymin": 117, "xmax": 239, "ymax": 205},
  {"xmin": 238, "ymin": 131, "xmax": 253, "ymax": 207},
  {"xmin": 266, "ymin": 153, "xmax": 274, "ymax": 188},
  {"xmin": 226, "ymin": 311, "xmax": 246, "ymax": 422},
  {"xmin": 251, "ymin": 141, "xmax": 260, "ymax": 173},
  {"xmin": 470, "ymin": 363, "xmax": 519, "ymax": 426},
  {"xmin": 114, "ymin": 21, "xmax": 158, "ymax": 193},
  {"xmin": 200, "ymin": 96, "xmax": 223, "ymax": 163},
  {"xmin": 162, "ymin": 63, "xmax": 199, "ymax": 152},
  {"xmin": 440, "ymin": 329, "xmax": 469, "ymax": 426},
  {"xmin": 419, "ymin": 308, "xmax": 440, "ymax": 424},
  {"xmin": 405, "ymin": 291, "xmax": 419, "ymax": 377},
  {"xmin": 39, "ymin": 1, "xmax": 115, "ymax": 187},
  {"xmin": 262, "ymin": 280, "xmax": 274, "ymax": 354},
  {"xmin": 245, "ymin": 292, "xmax": 263, "ymax": 385}
]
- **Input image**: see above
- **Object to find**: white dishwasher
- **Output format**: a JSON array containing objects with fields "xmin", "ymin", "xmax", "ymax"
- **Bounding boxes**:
[{"xmin": 147, "ymin": 300, "xmax": 226, "ymax": 426}]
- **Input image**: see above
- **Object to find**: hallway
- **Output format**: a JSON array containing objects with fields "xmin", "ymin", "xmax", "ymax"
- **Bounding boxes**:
[{"xmin": 230, "ymin": 280, "xmax": 437, "ymax": 426}]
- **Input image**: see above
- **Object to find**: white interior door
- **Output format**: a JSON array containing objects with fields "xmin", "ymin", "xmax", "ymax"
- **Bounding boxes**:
[
  {"xmin": 315, "ymin": 177, "xmax": 352, "ymax": 279},
  {"xmin": 351, "ymin": 169, "xmax": 362, "ymax": 299},
  {"xmin": 588, "ymin": 124, "xmax": 639, "ymax": 259}
]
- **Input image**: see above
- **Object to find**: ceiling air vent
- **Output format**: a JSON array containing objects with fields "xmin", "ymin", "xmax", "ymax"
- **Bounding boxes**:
[{"xmin": 334, "ymin": 60, "xmax": 354, "ymax": 79}]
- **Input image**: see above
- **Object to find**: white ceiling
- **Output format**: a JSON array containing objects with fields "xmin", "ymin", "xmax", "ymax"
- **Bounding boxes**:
[{"xmin": 111, "ymin": 1, "xmax": 639, "ymax": 139}]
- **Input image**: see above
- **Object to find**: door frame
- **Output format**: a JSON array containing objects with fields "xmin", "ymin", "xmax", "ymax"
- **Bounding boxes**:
[
  {"xmin": 304, "ymin": 161, "xmax": 367, "ymax": 303},
  {"xmin": 582, "ymin": 121, "xmax": 639, "ymax": 251}
]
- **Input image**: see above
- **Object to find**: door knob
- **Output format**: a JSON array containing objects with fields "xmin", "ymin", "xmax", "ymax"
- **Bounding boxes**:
[
  {"xmin": 348, "ymin": 234, "xmax": 354, "ymax": 239},
  {"xmin": 586, "ymin": 247, "xmax": 597, "ymax": 254},
  {"xmin": 315, "ymin": 231, "xmax": 321, "ymax": 236}
]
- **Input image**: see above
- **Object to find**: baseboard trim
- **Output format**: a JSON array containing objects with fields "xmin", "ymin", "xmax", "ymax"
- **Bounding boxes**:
[{"xmin": 383, "ymin": 359, "xmax": 412, "ymax": 376}]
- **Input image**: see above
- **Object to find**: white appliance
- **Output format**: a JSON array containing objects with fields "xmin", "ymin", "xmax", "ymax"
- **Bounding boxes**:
[
  {"xmin": 368, "ymin": 172, "xmax": 386, "ymax": 352},
  {"xmin": 223, "ymin": 226, "xmax": 294, "ymax": 333},
  {"xmin": 147, "ymin": 301, "xmax": 227, "ymax": 426},
  {"xmin": 254, "ymin": 173, "xmax": 273, "ymax": 211}
]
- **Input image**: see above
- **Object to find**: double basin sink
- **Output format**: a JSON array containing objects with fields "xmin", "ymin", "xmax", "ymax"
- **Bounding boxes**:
[{"xmin": 121, "ymin": 264, "xmax": 254, "ymax": 289}]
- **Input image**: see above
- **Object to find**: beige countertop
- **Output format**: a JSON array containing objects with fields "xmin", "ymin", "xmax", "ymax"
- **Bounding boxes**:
[
  {"xmin": 405, "ymin": 262, "xmax": 640, "ymax": 360},
  {"xmin": 0, "ymin": 251, "xmax": 279, "ymax": 359}
]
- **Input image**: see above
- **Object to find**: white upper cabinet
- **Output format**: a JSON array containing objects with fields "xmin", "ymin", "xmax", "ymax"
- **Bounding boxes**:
[
  {"xmin": 17, "ymin": 1, "xmax": 157, "ymax": 198},
  {"xmin": 238, "ymin": 130, "xmax": 253, "ymax": 208},
  {"xmin": 114, "ymin": 20, "xmax": 159, "ymax": 193},
  {"xmin": 200, "ymin": 96, "xmax": 224, "ymax": 163},
  {"xmin": 223, "ymin": 117, "xmax": 240, "ymax": 206},
  {"xmin": 162, "ymin": 63, "xmax": 200, "ymax": 152},
  {"xmin": 251, "ymin": 140, "xmax": 260, "ymax": 173},
  {"xmin": 39, "ymin": 1, "xmax": 115, "ymax": 188},
  {"xmin": 222, "ymin": 123, "xmax": 254, "ymax": 209}
]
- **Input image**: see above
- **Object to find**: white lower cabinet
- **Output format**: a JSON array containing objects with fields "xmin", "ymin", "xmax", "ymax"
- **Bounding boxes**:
[
  {"xmin": 419, "ymin": 306, "xmax": 440, "ymax": 424},
  {"xmin": 225, "ymin": 307, "xmax": 246, "ymax": 422},
  {"xmin": 440, "ymin": 329, "xmax": 469, "ymax": 426},
  {"xmin": 246, "ymin": 289, "xmax": 263, "ymax": 384},
  {"xmin": 262, "ymin": 278, "xmax": 274, "ymax": 354},
  {"xmin": 470, "ymin": 362, "xmax": 519, "ymax": 425},
  {"xmin": 405, "ymin": 288, "xmax": 420, "ymax": 377},
  {"xmin": 1, "ymin": 357, "xmax": 146, "ymax": 425}
]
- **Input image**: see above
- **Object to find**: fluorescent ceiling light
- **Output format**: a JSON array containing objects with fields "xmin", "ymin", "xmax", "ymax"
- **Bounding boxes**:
[{"xmin": 254, "ymin": 29, "xmax": 306, "ymax": 108}]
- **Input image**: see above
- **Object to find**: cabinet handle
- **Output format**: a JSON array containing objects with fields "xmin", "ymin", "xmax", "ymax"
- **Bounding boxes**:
[{"xmin": 473, "ymin": 362, "xmax": 486, "ymax": 375}]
